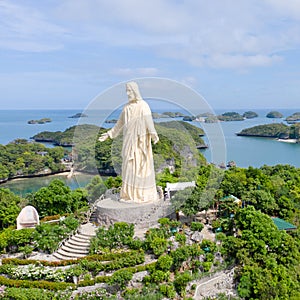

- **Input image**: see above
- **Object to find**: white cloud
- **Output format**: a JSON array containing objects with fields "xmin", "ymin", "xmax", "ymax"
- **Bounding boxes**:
[
  {"xmin": 0, "ymin": 1, "xmax": 68, "ymax": 52},
  {"xmin": 265, "ymin": 0, "xmax": 300, "ymax": 20},
  {"xmin": 2, "ymin": 0, "xmax": 300, "ymax": 70},
  {"xmin": 53, "ymin": 0, "xmax": 300, "ymax": 69}
]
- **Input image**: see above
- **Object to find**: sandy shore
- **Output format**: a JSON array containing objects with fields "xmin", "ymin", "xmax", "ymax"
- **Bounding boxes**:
[
  {"xmin": 0, "ymin": 170, "xmax": 87, "ymax": 184},
  {"xmin": 277, "ymin": 138, "xmax": 297, "ymax": 143}
]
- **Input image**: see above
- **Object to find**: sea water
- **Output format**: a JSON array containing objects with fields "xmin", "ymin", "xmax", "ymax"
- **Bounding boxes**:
[{"xmin": 0, "ymin": 108, "xmax": 299, "ymax": 194}]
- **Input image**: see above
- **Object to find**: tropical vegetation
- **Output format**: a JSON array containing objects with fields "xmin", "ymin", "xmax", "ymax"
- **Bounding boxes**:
[{"xmin": 237, "ymin": 122, "xmax": 300, "ymax": 140}]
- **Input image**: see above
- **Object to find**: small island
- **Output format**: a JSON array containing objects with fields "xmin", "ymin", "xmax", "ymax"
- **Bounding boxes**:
[
  {"xmin": 162, "ymin": 111, "xmax": 185, "ymax": 118},
  {"xmin": 151, "ymin": 112, "xmax": 170, "ymax": 119},
  {"xmin": 68, "ymin": 113, "xmax": 88, "ymax": 118},
  {"xmin": 182, "ymin": 115, "xmax": 196, "ymax": 121},
  {"xmin": 243, "ymin": 111, "xmax": 258, "ymax": 119},
  {"xmin": 104, "ymin": 119, "xmax": 118, "ymax": 124},
  {"xmin": 236, "ymin": 122, "xmax": 300, "ymax": 143},
  {"xmin": 218, "ymin": 112, "xmax": 244, "ymax": 121},
  {"xmin": 286, "ymin": 112, "xmax": 300, "ymax": 124},
  {"xmin": 27, "ymin": 118, "xmax": 52, "ymax": 124},
  {"xmin": 266, "ymin": 111, "xmax": 283, "ymax": 118}
]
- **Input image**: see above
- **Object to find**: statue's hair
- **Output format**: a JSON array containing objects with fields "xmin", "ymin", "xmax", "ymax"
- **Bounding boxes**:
[{"xmin": 126, "ymin": 81, "xmax": 143, "ymax": 101}]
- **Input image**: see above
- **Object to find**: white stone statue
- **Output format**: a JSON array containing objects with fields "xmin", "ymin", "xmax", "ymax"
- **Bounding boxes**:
[{"xmin": 99, "ymin": 81, "xmax": 159, "ymax": 203}]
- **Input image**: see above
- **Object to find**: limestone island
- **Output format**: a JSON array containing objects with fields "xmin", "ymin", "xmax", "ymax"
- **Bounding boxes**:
[
  {"xmin": 104, "ymin": 119, "xmax": 118, "ymax": 124},
  {"xmin": 68, "ymin": 113, "xmax": 88, "ymax": 118},
  {"xmin": 27, "ymin": 118, "xmax": 52, "ymax": 124},
  {"xmin": 162, "ymin": 111, "xmax": 185, "ymax": 118},
  {"xmin": 218, "ymin": 112, "xmax": 244, "ymax": 121},
  {"xmin": 236, "ymin": 123, "xmax": 300, "ymax": 143},
  {"xmin": 286, "ymin": 112, "xmax": 300, "ymax": 124},
  {"xmin": 266, "ymin": 111, "xmax": 283, "ymax": 118},
  {"xmin": 243, "ymin": 111, "xmax": 258, "ymax": 119}
]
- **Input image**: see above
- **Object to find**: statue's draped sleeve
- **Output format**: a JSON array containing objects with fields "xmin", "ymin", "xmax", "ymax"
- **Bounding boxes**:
[{"xmin": 107, "ymin": 110, "xmax": 124, "ymax": 139}]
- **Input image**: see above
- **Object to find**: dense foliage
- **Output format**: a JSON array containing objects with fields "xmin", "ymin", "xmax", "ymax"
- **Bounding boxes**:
[
  {"xmin": 0, "ymin": 188, "xmax": 22, "ymax": 228},
  {"xmin": 237, "ymin": 123, "xmax": 290, "ymax": 138},
  {"xmin": 0, "ymin": 140, "xmax": 65, "ymax": 180},
  {"xmin": 32, "ymin": 122, "xmax": 206, "ymax": 178},
  {"xmin": 266, "ymin": 111, "xmax": 283, "ymax": 118},
  {"xmin": 286, "ymin": 112, "xmax": 300, "ymax": 122},
  {"xmin": 217, "ymin": 112, "xmax": 244, "ymax": 121},
  {"xmin": 27, "ymin": 179, "xmax": 88, "ymax": 217},
  {"xmin": 178, "ymin": 163, "xmax": 300, "ymax": 299},
  {"xmin": 222, "ymin": 207, "xmax": 300, "ymax": 300},
  {"xmin": 0, "ymin": 216, "xmax": 79, "ymax": 254},
  {"xmin": 242, "ymin": 111, "xmax": 258, "ymax": 119}
]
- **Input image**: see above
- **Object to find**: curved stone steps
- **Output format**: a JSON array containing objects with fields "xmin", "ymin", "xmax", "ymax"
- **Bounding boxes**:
[
  {"xmin": 66, "ymin": 239, "xmax": 90, "ymax": 248},
  {"xmin": 71, "ymin": 235, "xmax": 91, "ymax": 245},
  {"xmin": 61, "ymin": 244, "xmax": 89, "ymax": 254},
  {"xmin": 53, "ymin": 222, "xmax": 97, "ymax": 260}
]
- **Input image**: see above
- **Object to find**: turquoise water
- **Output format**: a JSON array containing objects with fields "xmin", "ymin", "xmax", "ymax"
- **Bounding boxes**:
[
  {"xmin": 198, "ymin": 109, "xmax": 300, "ymax": 168},
  {"xmin": 1, "ymin": 173, "xmax": 96, "ymax": 196},
  {"xmin": 0, "ymin": 108, "xmax": 299, "ymax": 195}
]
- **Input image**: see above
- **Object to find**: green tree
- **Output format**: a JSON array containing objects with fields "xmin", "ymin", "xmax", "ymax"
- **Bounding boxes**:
[
  {"xmin": 28, "ymin": 179, "xmax": 87, "ymax": 217},
  {"xmin": 86, "ymin": 175, "xmax": 106, "ymax": 202},
  {"xmin": 0, "ymin": 188, "xmax": 22, "ymax": 228}
]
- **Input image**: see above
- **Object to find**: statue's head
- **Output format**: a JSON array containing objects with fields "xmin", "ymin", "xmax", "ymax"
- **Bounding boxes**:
[{"xmin": 126, "ymin": 81, "xmax": 143, "ymax": 102}]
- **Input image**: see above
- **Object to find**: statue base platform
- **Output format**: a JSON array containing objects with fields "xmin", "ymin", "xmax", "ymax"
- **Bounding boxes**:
[{"xmin": 95, "ymin": 197, "xmax": 173, "ymax": 229}]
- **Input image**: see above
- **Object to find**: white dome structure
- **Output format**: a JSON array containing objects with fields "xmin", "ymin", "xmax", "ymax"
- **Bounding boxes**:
[{"xmin": 16, "ymin": 205, "xmax": 39, "ymax": 230}]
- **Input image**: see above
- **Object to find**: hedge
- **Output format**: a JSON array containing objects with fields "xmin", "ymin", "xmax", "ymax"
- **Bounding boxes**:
[
  {"xmin": 1, "ymin": 249, "xmax": 144, "ymax": 267},
  {"xmin": 0, "ymin": 276, "xmax": 75, "ymax": 291}
]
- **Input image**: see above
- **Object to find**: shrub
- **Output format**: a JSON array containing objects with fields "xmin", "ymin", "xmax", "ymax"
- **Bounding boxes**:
[
  {"xmin": 200, "ymin": 239, "xmax": 217, "ymax": 254},
  {"xmin": 109, "ymin": 269, "xmax": 133, "ymax": 289},
  {"xmin": 215, "ymin": 232, "xmax": 226, "ymax": 241},
  {"xmin": 159, "ymin": 284, "xmax": 176, "ymax": 299},
  {"xmin": 175, "ymin": 232, "xmax": 186, "ymax": 245},
  {"xmin": 173, "ymin": 271, "xmax": 192, "ymax": 296},
  {"xmin": 202, "ymin": 261, "xmax": 212, "ymax": 272},
  {"xmin": 149, "ymin": 270, "xmax": 169, "ymax": 283},
  {"xmin": 212, "ymin": 219, "xmax": 222, "ymax": 231},
  {"xmin": 91, "ymin": 222, "xmax": 135, "ymax": 253},
  {"xmin": 0, "ymin": 287, "xmax": 72, "ymax": 300},
  {"xmin": 156, "ymin": 254, "xmax": 173, "ymax": 271},
  {"xmin": 190, "ymin": 221, "xmax": 204, "ymax": 232},
  {"xmin": 158, "ymin": 218, "xmax": 170, "ymax": 226},
  {"xmin": 0, "ymin": 276, "xmax": 75, "ymax": 290},
  {"xmin": 150, "ymin": 237, "xmax": 168, "ymax": 256}
]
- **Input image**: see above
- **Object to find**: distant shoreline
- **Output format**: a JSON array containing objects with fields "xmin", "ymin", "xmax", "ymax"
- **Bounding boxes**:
[{"xmin": 0, "ymin": 170, "xmax": 96, "ymax": 186}]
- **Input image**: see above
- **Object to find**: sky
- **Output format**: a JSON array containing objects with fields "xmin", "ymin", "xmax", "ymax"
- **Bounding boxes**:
[{"xmin": 1, "ymin": 0, "xmax": 300, "ymax": 110}]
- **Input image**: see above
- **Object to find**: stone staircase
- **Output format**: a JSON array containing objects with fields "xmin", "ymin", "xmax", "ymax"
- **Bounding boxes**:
[
  {"xmin": 53, "ymin": 222, "xmax": 97, "ymax": 260},
  {"xmin": 89, "ymin": 210, "xmax": 98, "ymax": 224}
]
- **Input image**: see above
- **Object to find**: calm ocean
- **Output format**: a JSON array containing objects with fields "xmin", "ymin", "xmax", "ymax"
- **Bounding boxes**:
[
  {"xmin": 0, "ymin": 108, "xmax": 299, "ymax": 169},
  {"xmin": 1, "ymin": 108, "xmax": 299, "ymax": 195}
]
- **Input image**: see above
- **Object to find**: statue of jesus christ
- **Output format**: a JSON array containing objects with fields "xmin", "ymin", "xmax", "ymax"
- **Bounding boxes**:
[{"xmin": 99, "ymin": 81, "xmax": 159, "ymax": 203}]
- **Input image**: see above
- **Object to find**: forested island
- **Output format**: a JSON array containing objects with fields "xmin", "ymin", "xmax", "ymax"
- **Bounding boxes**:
[
  {"xmin": 266, "ymin": 111, "xmax": 283, "ymax": 118},
  {"xmin": 236, "ymin": 122, "xmax": 300, "ymax": 141},
  {"xmin": 2, "ymin": 121, "xmax": 206, "ymax": 181},
  {"xmin": 0, "ymin": 140, "xmax": 67, "ymax": 182},
  {"xmin": 195, "ymin": 111, "xmax": 258, "ymax": 123},
  {"xmin": 243, "ymin": 111, "xmax": 258, "ymax": 118},
  {"xmin": 27, "ymin": 118, "xmax": 52, "ymax": 124},
  {"xmin": 68, "ymin": 113, "xmax": 88, "ymax": 118},
  {"xmin": 217, "ymin": 112, "xmax": 244, "ymax": 121},
  {"xmin": 286, "ymin": 112, "xmax": 300, "ymax": 124}
]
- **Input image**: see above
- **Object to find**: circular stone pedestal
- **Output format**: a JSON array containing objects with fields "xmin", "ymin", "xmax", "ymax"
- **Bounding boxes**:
[{"xmin": 95, "ymin": 198, "xmax": 173, "ymax": 229}]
